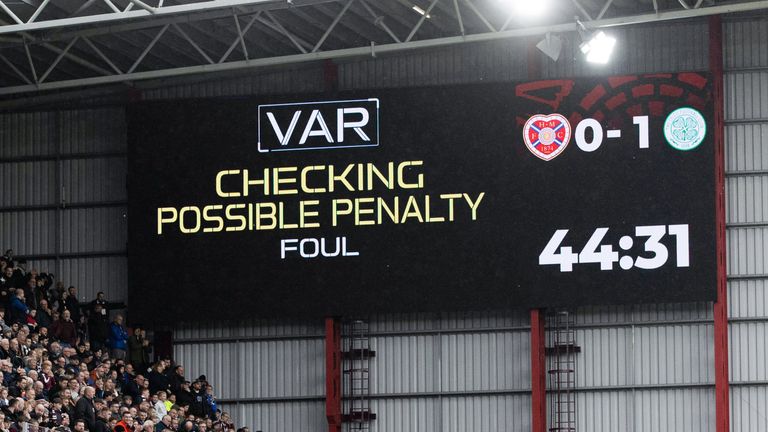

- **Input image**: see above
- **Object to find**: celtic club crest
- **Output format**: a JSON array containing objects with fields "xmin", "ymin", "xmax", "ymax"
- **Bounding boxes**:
[
  {"xmin": 664, "ymin": 107, "xmax": 706, "ymax": 151},
  {"xmin": 522, "ymin": 114, "xmax": 572, "ymax": 161}
]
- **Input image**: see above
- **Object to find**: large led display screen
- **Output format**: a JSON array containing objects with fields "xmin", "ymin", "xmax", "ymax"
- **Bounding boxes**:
[{"xmin": 128, "ymin": 72, "xmax": 716, "ymax": 321}]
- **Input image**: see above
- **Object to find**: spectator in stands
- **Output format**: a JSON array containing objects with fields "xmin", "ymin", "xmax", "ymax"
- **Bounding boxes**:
[
  {"xmin": 51, "ymin": 310, "xmax": 78, "ymax": 347},
  {"xmin": 0, "ymin": 247, "xmax": 243, "ymax": 432},
  {"xmin": 147, "ymin": 363, "xmax": 169, "ymax": 395},
  {"xmin": 36, "ymin": 300, "xmax": 53, "ymax": 330},
  {"xmin": 8, "ymin": 290, "xmax": 28, "ymax": 325},
  {"xmin": 64, "ymin": 287, "xmax": 80, "ymax": 325},
  {"xmin": 23, "ymin": 279, "xmax": 37, "ymax": 309},
  {"xmin": 128, "ymin": 328, "xmax": 150, "ymax": 372},
  {"xmin": 88, "ymin": 305, "xmax": 109, "ymax": 352},
  {"xmin": 107, "ymin": 316, "xmax": 128, "ymax": 361},
  {"xmin": 168, "ymin": 366, "xmax": 185, "ymax": 395},
  {"xmin": 89, "ymin": 293, "xmax": 107, "ymax": 317}
]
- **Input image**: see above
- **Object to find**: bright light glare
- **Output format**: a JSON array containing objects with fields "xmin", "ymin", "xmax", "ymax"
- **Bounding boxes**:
[
  {"xmin": 579, "ymin": 31, "xmax": 616, "ymax": 64},
  {"xmin": 498, "ymin": 0, "xmax": 550, "ymax": 19},
  {"xmin": 412, "ymin": 5, "xmax": 431, "ymax": 18}
]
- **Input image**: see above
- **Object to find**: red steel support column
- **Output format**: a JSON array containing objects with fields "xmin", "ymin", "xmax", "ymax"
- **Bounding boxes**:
[
  {"xmin": 530, "ymin": 309, "xmax": 546, "ymax": 432},
  {"xmin": 709, "ymin": 15, "xmax": 730, "ymax": 432},
  {"xmin": 325, "ymin": 317, "xmax": 342, "ymax": 432},
  {"xmin": 528, "ymin": 39, "xmax": 546, "ymax": 432}
]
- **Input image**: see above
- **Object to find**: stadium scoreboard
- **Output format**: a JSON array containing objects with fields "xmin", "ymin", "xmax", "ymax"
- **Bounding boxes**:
[{"xmin": 128, "ymin": 72, "xmax": 716, "ymax": 320}]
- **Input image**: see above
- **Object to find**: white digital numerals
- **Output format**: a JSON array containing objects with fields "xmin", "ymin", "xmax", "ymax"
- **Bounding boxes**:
[
  {"xmin": 574, "ymin": 115, "xmax": 649, "ymax": 152},
  {"xmin": 538, "ymin": 224, "xmax": 690, "ymax": 272}
]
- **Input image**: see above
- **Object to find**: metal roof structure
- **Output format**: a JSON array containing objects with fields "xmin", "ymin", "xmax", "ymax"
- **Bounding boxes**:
[{"xmin": 0, "ymin": 0, "xmax": 767, "ymax": 99}]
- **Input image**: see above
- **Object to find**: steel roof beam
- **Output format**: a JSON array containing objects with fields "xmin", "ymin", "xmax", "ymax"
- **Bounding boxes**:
[
  {"xmin": 0, "ymin": 0, "xmax": 337, "ymax": 35},
  {"xmin": 1, "ymin": 0, "xmax": 768, "ymax": 96}
]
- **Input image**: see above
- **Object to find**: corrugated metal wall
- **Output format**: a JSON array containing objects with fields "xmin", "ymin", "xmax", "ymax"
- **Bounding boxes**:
[
  {"xmin": 724, "ymin": 15, "xmax": 768, "ymax": 432},
  {"xmin": 0, "ymin": 108, "xmax": 128, "ymax": 304},
  {"xmin": 2, "ymin": 13, "xmax": 767, "ymax": 432}
]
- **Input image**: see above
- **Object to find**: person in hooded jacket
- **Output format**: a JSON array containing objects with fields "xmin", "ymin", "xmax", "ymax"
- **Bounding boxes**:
[
  {"xmin": 8, "ymin": 290, "xmax": 28, "ymax": 325},
  {"xmin": 107, "ymin": 315, "xmax": 128, "ymax": 360}
]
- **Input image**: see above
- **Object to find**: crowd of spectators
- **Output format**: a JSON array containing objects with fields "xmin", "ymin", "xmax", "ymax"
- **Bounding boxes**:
[{"xmin": 0, "ymin": 250, "xmax": 246, "ymax": 432}]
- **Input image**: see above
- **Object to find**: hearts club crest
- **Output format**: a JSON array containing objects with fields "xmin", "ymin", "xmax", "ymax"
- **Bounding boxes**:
[{"xmin": 522, "ymin": 114, "xmax": 572, "ymax": 161}]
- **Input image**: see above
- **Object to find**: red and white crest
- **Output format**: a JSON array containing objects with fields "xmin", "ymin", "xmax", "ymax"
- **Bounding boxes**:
[{"xmin": 522, "ymin": 114, "xmax": 572, "ymax": 161}]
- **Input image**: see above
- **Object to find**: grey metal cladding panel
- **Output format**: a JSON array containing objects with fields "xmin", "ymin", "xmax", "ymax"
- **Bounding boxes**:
[
  {"xmin": 575, "ymin": 390, "xmax": 632, "ymax": 432},
  {"xmin": 0, "ymin": 111, "xmax": 57, "ymax": 158},
  {"xmin": 172, "ymin": 319, "xmax": 323, "ymax": 340},
  {"xmin": 58, "ymin": 256, "xmax": 128, "ymax": 303},
  {"xmin": 577, "ymin": 302, "xmax": 713, "ymax": 324},
  {"xmin": 60, "ymin": 206, "xmax": 127, "ymax": 253},
  {"xmin": 724, "ymin": 18, "xmax": 768, "ymax": 70},
  {"xmin": 141, "ymin": 67, "xmax": 325, "ymax": 100},
  {"xmin": 575, "ymin": 327, "xmax": 630, "ymax": 387},
  {"xmin": 439, "ymin": 332, "xmax": 529, "ymax": 393},
  {"xmin": 0, "ymin": 161, "xmax": 56, "ymax": 207},
  {"xmin": 241, "ymin": 339, "xmax": 325, "ymax": 398},
  {"xmin": 727, "ymin": 227, "xmax": 768, "ymax": 276},
  {"xmin": 368, "ymin": 397, "xmax": 439, "ymax": 432},
  {"xmin": 632, "ymin": 324, "xmax": 714, "ymax": 385},
  {"xmin": 58, "ymin": 108, "xmax": 127, "ymax": 155},
  {"xmin": 576, "ymin": 389, "xmax": 714, "ymax": 432},
  {"xmin": 728, "ymin": 279, "xmax": 768, "ymax": 318},
  {"xmin": 174, "ymin": 339, "xmax": 323, "ymax": 399},
  {"xmin": 439, "ymin": 395, "xmax": 530, "ymax": 432},
  {"xmin": 0, "ymin": 210, "xmax": 56, "ymax": 254},
  {"xmin": 541, "ymin": 20, "xmax": 708, "ymax": 79},
  {"xmin": 725, "ymin": 123, "xmax": 768, "ymax": 172},
  {"xmin": 726, "ymin": 175, "xmax": 768, "ymax": 224},
  {"xmin": 576, "ymin": 325, "xmax": 713, "ymax": 388},
  {"xmin": 725, "ymin": 71, "xmax": 768, "ymax": 121},
  {"xmin": 370, "ymin": 335, "xmax": 437, "ymax": 394},
  {"xmin": 61, "ymin": 158, "xmax": 127, "ymax": 203},
  {"xmin": 730, "ymin": 321, "xmax": 768, "ymax": 382},
  {"xmin": 730, "ymin": 385, "xmax": 768, "ymax": 432},
  {"xmin": 218, "ymin": 401, "xmax": 324, "ymax": 432},
  {"xmin": 368, "ymin": 309, "xmax": 528, "ymax": 333},
  {"xmin": 369, "ymin": 395, "xmax": 530, "ymax": 432},
  {"xmin": 173, "ymin": 342, "xmax": 238, "ymax": 399},
  {"xmin": 337, "ymin": 41, "xmax": 528, "ymax": 90}
]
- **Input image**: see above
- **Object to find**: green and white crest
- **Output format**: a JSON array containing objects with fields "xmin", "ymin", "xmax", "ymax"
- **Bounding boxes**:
[{"xmin": 663, "ymin": 107, "xmax": 706, "ymax": 151}]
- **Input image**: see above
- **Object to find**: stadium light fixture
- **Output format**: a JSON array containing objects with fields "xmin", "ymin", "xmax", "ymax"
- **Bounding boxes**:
[
  {"xmin": 412, "ymin": 5, "xmax": 431, "ymax": 18},
  {"xmin": 536, "ymin": 33, "xmax": 562, "ymax": 61},
  {"xmin": 497, "ymin": 0, "xmax": 551, "ymax": 20},
  {"xmin": 579, "ymin": 30, "xmax": 616, "ymax": 64}
]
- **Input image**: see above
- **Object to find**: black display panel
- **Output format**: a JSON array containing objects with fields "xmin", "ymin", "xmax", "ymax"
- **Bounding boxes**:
[{"xmin": 127, "ymin": 72, "xmax": 716, "ymax": 322}]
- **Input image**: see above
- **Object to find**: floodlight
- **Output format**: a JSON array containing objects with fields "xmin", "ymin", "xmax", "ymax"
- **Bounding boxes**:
[
  {"xmin": 498, "ymin": 0, "xmax": 551, "ymax": 19},
  {"xmin": 536, "ymin": 33, "xmax": 562, "ymax": 62},
  {"xmin": 412, "ymin": 5, "xmax": 431, "ymax": 18},
  {"xmin": 579, "ymin": 30, "xmax": 616, "ymax": 64}
]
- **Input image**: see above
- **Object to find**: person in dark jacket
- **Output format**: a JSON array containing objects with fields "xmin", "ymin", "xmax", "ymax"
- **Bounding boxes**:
[
  {"xmin": 36, "ymin": 298, "xmax": 54, "ymax": 329},
  {"xmin": 175, "ymin": 381, "xmax": 194, "ymax": 408},
  {"xmin": 188, "ymin": 380, "xmax": 206, "ymax": 418},
  {"xmin": 107, "ymin": 315, "xmax": 128, "ymax": 360},
  {"xmin": 50, "ymin": 309, "xmax": 78, "ymax": 347},
  {"xmin": 74, "ymin": 386, "xmax": 96, "ymax": 432},
  {"xmin": 64, "ymin": 286, "xmax": 81, "ymax": 324},
  {"xmin": 128, "ymin": 327, "xmax": 150, "ymax": 371},
  {"xmin": 88, "ymin": 304, "xmax": 109, "ymax": 351},
  {"xmin": 168, "ymin": 365, "xmax": 186, "ymax": 395},
  {"xmin": 148, "ymin": 362, "xmax": 170, "ymax": 394}
]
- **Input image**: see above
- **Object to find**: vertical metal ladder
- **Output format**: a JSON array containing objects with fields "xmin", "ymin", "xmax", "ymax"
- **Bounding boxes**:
[
  {"xmin": 546, "ymin": 310, "xmax": 579, "ymax": 432},
  {"xmin": 342, "ymin": 318, "xmax": 376, "ymax": 430}
]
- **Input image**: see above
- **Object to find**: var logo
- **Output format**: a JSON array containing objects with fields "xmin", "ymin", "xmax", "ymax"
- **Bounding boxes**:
[{"xmin": 258, "ymin": 98, "xmax": 380, "ymax": 152}]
